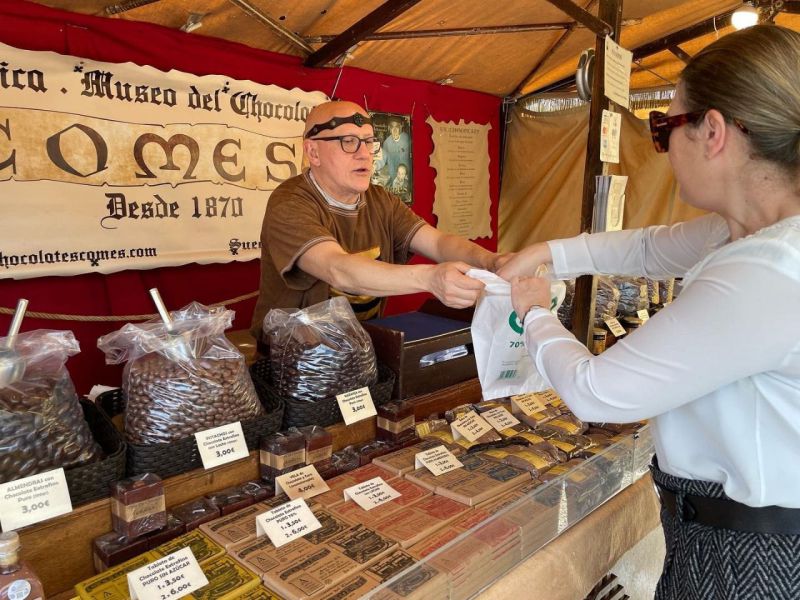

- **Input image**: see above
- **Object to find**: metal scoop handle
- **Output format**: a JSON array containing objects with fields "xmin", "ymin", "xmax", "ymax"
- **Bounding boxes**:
[
  {"xmin": 4, "ymin": 298, "xmax": 28, "ymax": 349},
  {"xmin": 149, "ymin": 288, "xmax": 174, "ymax": 330}
]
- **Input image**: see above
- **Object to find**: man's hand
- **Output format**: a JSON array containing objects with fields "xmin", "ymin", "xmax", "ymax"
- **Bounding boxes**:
[
  {"xmin": 510, "ymin": 276, "xmax": 551, "ymax": 319},
  {"xmin": 497, "ymin": 242, "xmax": 553, "ymax": 281},
  {"xmin": 490, "ymin": 252, "xmax": 515, "ymax": 272},
  {"xmin": 425, "ymin": 261, "xmax": 485, "ymax": 308}
]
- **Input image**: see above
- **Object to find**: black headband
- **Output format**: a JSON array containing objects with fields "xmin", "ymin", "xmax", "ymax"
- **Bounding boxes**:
[{"xmin": 304, "ymin": 113, "xmax": 372, "ymax": 138}]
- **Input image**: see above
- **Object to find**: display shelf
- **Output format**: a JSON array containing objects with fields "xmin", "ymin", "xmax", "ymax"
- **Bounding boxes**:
[{"xmin": 366, "ymin": 433, "xmax": 655, "ymax": 600}]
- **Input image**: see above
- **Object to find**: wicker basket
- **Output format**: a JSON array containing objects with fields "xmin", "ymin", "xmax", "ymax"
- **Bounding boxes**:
[
  {"xmin": 249, "ymin": 359, "xmax": 395, "ymax": 429},
  {"xmin": 64, "ymin": 400, "xmax": 126, "ymax": 506},
  {"xmin": 97, "ymin": 379, "xmax": 284, "ymax": 479}
]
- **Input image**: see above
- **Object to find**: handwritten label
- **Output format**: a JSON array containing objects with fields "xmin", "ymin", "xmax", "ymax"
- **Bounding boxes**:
[
  {"xmin": 195, "ymin": 422, "xmax": 248, "ymax": 469},
  {"xmin": 343, "ymin": 477, "xmax": 401, "ymax": 510},
  {"xmin": 415, "ymin": 445, "xmax": 463, "ymax": 476},
  {"xmin": 637, "ymin": 309, "xmax": 650, "ymax": 322},
  {"xmin": 256, "ymin": 498, "xmax": 321, "ymax": 548},
  {"xmin": 336, "ymin": 387, "xmax": 377, "ymax": 426},
  {"xmin": 511, "ymin": 393, "xmax": 547, "ymax": 416},
  {"xmin": 274, "ymin": 465, "xmax": 329, "ymax": 500},
  {"xmin": 0, "ymin": 468, "xmax": 73, "ymax": 531},
  {"xmin": 604, "ymin": 317, "xmax": 626, "ymax": 338},
  {"xmin": 450, "ymin": 411, "xmax": 492, "ymax": 442},
  {"xmin": 481, "ymin": 407, "xmax": 521, "ymax": 432},
  {"xmin": 127, "ymin": 547, "xmax": 208, "ymax": 600}
]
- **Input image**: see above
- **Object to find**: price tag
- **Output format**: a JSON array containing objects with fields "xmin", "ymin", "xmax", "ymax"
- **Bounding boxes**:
[
  {"xmin": 343, "ymin": 477, "xmax": 400, "ymax": 510},
  {"xmin": 336, "ymin": 387, "xmax": 377, "ymax": 426},
  {"xmin": 604, "ymin": 317, "xmax": 626, "ymax": 338},
  {"xmin": 414, "ymin": 445, "xmax": 463, "ymax": 476},
  {"xmin": 274, "ymin": 465, "xmax": 330, "ymax": 500},
  {"xmin": 256, "ymin": 498, "xmax": 321, "ymax": 548},
  {"xmin": 127, "ymin": 547, "xmax": 208, "ymax": 600},
  {"xmin": 481, "ymin": 407, "xmax": 521, "ymax": 432},
  {"xmin": 636, "ymin": 309, "xmax": 650, "ymax": 322},
  {"xmin": 0, "ymin": 468, "xmax": 73, "ymax": 531},
  {"xmin": 511, "ymin": 393, "xmax": 547, "ymax": 416},
  {"xmin": 194, "ymin": 422, "xmax": 249, "ymax": 469},
  {"xmin": 450, "ymin": 411, "xmax": 492, "ymax": 442}
]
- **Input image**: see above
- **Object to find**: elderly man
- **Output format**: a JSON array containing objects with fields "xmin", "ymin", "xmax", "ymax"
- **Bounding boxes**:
[{"xmin": 250, "ymin": 100, "xmax": 500, "ymax": 335}]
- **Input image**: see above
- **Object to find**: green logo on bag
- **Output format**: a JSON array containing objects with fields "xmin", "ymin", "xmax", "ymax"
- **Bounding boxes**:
[{"xmin": 508, "ymin": 311, "xmax": 524, "ymax": 334}]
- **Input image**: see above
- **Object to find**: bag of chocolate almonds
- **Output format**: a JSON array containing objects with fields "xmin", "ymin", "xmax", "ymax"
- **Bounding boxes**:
[
  {"xmin": 262, "ymin": 297, "xmax": 378, "ymax": 404},
  {"xmin": 0, "ymin": 330, "xmax": 102, "ymax": 484},
  {"xmin": 98, "ymin": 302, "xmax": 263, "ymax": 445}
]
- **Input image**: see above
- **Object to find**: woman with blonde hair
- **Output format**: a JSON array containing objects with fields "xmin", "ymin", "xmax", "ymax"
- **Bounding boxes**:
[{"xmin": 499, "ymin": 24, "xmax": 800, "ymax": 599}]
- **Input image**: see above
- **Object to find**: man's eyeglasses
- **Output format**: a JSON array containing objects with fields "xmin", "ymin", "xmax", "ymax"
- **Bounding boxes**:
[
  {"xmin": 648, "ymin": 110, "xmax": 750, "ymax": 153},
  {"xmin": 310, "ymin": 135, "xmax": 381, "ymax": 155}
]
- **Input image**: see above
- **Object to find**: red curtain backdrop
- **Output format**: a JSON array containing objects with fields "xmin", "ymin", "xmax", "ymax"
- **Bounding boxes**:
[{"xmin": 0, "ymin": 0, "xmax": 501, "ymax": 393}]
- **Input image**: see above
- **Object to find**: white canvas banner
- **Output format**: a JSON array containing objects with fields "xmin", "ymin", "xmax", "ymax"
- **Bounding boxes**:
[{"xmin": 0, "ymin": 42, "xmax": 327, "ymax": 278}]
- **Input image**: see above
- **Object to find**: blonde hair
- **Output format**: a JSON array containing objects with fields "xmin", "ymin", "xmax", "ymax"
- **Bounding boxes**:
[{"xmin": 681, "ymin": 24, "xmax": 800, "ymax": 172}]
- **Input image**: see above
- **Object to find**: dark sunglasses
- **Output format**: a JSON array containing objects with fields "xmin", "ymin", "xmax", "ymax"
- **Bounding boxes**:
[{"xmin": 648, "ymin": 110, "xmax": 750, "ymax": 153}]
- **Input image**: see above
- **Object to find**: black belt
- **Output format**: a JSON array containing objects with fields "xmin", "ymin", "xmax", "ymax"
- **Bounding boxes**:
[{"xmin": 655, "ymin": 483, "xmax": 800, "ymax": 535}]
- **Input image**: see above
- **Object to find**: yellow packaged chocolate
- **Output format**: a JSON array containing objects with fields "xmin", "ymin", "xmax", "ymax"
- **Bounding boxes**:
[
  {"xmin": 229, "ymin": 585, "xmax": 285, "ymax": 600},
  {"xmin": 187, "ymin": 555, "xmax": 261, "ymax": 600},
  {"xmin": 75, "ymin": 551, "xmax": 159, "ymax": 600},
  {"xmin": 152, "ymin": 530, "xmax": 225, "ymax": 565}
]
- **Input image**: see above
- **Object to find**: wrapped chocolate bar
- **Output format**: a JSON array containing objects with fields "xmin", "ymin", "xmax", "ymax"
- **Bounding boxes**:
[
  {"xmin": 75, "ymin": 552, "xmax": 158, "ymax": 600},
  {"xmin": 536, "ymin": 413, "xmax": 588, "ymax": 436},
  {"xmin": 516, "ymin": 404, "xmax": 561, "ymax": 429},
  {"xmin": 97, "ymin": 303, "xmax": 263, "ymax": 445},
  {"xmin": 239, "ymin": 479, "xmax": 274, "ymax": 502},
  {"xmin": 146, "ymin": 514, "xmax": 186, "ymax": 549},
  {"xmin": 444, "ymin": 404, "xmax": 473, "ymax": 423},
  {"xmin": 92, "ymin": 532, "xmax": 149, "ymax": 572},
  {"xmin": 259, "ymin": 430, "xmax": 305, "ymax": 482},
  {"xmin": 0, "ymin": 330, "xmax": 101, "ymax": 483},
  {"xmin": 376, "ymin": 401, "xmax": 415, "ymax": 444},
  {"xmin": 354, "ymin": 440, "xmax": 393, "ymax": 466},
  {"xmin": 330, "ymin": 447, "xmax": 361, "ymax": 476},
  {"xmin": 169, "ymin": 497, "xmax": 220, "ymax": 531},
  {"xmin": 543, "ymin": 432, "xmax": 594, "ymax": 459},
  {"xmin": 298, "ymin": 425, "xmax": 333, "ymax": 468},
  {"xmin": 263, "ymin": 297, "xmax": 377, "ymax": 404},
  {"xmin": 205, "ymin": 486, "xmax": 254, "ymax": 515},
  {"xmin": 110, "ymin": 473, "xmax": 166, "ymax": 539},
  {"xmin": 151, "ymin": 530, "xmax": 225, "ymax": 564},
  {"xmin": 414, "ymin": 417, "xmax": 449, "ymax": 438}
]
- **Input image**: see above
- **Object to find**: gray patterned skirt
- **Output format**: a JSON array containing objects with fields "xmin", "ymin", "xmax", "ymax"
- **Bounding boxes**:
[{"xmin": 651, "ymin": 463, "xmax": 800, "ymax": 600}]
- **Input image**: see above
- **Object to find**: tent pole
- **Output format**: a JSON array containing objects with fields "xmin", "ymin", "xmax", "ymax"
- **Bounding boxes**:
[{"xmin": 571, "ymin": 0, "xmax": 622, "ymax": 347}]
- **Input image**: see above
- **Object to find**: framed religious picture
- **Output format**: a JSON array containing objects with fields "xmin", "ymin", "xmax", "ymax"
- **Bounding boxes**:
[{"xmin": 369, "ymin": 111, "xmax": 413, "ymax": 205}]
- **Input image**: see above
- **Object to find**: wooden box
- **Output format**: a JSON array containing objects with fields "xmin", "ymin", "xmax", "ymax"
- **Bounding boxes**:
[{"xmin": 362, "ymin": 304, "xmax": 477, "ymax": 399}]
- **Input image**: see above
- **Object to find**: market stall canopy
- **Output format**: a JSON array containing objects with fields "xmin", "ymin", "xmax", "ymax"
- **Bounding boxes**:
[{"xmin": 27, "ymin": 0, "xmax": 800, "ymax": 97}]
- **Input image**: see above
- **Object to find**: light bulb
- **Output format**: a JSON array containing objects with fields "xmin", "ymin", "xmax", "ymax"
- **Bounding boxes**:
[{"xmin": 731, "ymin": 2, "xmax": 759, "ymax": 30}]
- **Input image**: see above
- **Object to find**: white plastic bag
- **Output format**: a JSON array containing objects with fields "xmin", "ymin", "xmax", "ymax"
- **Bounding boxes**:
[{"xmin": 468, "ymin": 268, "xmax": 566, "ymax": 400}]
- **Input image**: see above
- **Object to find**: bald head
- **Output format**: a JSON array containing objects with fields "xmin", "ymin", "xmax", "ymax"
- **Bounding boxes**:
[{"xmin": 304, "ymin": 100, "xmax": 370, "ymax": 137}]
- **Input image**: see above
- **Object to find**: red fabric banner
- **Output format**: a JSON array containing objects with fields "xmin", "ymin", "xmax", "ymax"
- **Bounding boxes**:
[{"xmin": 0, "ymin": 0, "xmax": 500, "ymax": 392}]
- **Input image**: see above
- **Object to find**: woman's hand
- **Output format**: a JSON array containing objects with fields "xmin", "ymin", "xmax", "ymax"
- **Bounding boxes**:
[
  {"xmin": 510, "ymin": 276, "xmax": 551, "ymax": 319},
  {"xmin": 497, "ymin": 242, "xmax": 553, "ymax": 280}
]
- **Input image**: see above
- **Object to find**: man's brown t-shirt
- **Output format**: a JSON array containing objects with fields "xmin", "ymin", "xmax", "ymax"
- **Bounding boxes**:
[{"xmin": 250, "ymin": 171, "xmax": 425, "ymax": 335}]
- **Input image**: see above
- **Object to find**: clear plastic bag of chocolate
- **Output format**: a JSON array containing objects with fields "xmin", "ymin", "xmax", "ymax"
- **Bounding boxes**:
[
  {"xmin": 0, "ymin": 330, "xmax": 102, "ymax": 484},
  {"xmin": 262, "ymin": 297, "xmax": 378, "ymax": 404},
  {"xmin": 98, "ymin": 302, "xmax": 263, "ymax": 445}
]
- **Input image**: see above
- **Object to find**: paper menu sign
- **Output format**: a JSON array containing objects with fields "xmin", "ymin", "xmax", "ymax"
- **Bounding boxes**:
[
  {"xmin": 481, "ymin": 407, "xmax": 521, "ymax": 432},
  {"xmin": 606, "ymin": 175, "xmax": 627, "ymax": 232},
  {"xmin": 604, "ymin": 36, "xmax": 632, "ymax": 108},
  {"xmin": 195, "ymin": 422, "xmax": 249, "ymax": 469},
  {"xmin": 450, "ymin": 411, "xmax": 492, "ymax": 442},
  {"xmin": 637, "ymin": 309, "xmax": 650, "ymax": 322},
  {"xmin": 274, "ymin": 465, "xmax": 330, "ymax": 500},
  {"xmin": 126, "ymin": 547, "xmax": 208, "ymax": 600},
  {"xmin": 343, "ymin": 477, "xmax": 401, "ymax": 510},
  {"xmin": 255, "ymin": 498, "xmax": 321, "ymax": 548},
  {"xmin": 0, "ymin": 468, "xmax": 73, "ymax": 531},
  {"xmin": 600, "ymin": 109, "xmax": 622, "ymax": 164},
  {"xmin": 336, "ymin": 387, "xmax": 377, "ymax": 425},
  {"xmin": 415, "ymin": 445, "xmax": 463, "ymax": 476}
]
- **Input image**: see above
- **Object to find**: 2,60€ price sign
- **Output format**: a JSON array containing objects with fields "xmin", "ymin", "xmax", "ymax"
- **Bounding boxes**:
[{"xmin": 256, "ymin": 498, "xmax": 321, "ymax": 548}]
